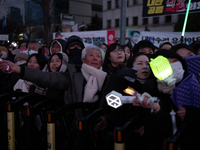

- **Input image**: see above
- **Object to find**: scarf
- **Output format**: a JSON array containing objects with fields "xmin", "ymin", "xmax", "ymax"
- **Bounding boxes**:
[{"xmin": 81, "ymin": 63, "xmax": 107, "ymax": 103}]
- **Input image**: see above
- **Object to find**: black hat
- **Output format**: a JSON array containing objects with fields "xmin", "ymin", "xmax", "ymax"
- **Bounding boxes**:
[
  {"xmin": 65, "ymin": 37, "xmax": 85, "ymax": 50},
  {"xmin": 132, "ymin": 40, "xmax": 155, "ymax": 54}
]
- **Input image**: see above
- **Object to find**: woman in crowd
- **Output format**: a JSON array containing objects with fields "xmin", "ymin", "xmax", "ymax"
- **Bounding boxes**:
[
  {"xmin": 101, "ymin": 43, "xmax": 108, "ymax": 51},
  {"xmin": 102, "ymin": 43, "xmax": 126, "ymax": 75},
  {"xmin": 13, "ymin": 53, "xmax": 47, "ymax": 93},
  {"xmin": 49, "ymin": 39, "xmax": 66, "ymax": 55},
  {"xmin": 104, "ymin": 52, "xmax": 156, "ymax": 149},
  {"xmin": 171, "ymin": 43, "xmax": 196, "ymax": 58},
  {"xmin": 131, "ymin": 50, "xmax": 200, "ymax": 150},
  {"xmin": 38, "ymin": 52, "xmax": 68, "ymax": 107},
  {"xmin": 122, "ymin": 44, "xmax": 132, "ymax": 62}
]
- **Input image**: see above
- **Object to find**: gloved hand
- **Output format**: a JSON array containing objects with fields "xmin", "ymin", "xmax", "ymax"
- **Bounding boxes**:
[
  {"xmin": 157, "ymin": 79, "xmax": 176, "ymax": 94},
  {"xmin": 116, "ymin": 67, "xmax": 137, "ymax": 82}
]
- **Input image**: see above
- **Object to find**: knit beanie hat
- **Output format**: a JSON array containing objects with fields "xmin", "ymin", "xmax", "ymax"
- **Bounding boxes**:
[
  {"xmin": 14, "ymin": 52, "xmax": 29, "ymax": 63},
  {"xmin": 65, "ymin": 37, "xmax": 85, "ymax": 50}
]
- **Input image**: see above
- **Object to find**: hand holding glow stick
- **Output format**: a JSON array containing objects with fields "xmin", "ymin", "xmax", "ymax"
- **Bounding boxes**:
[{"xmin": 106, "ymin": 87, "xmax": 159, "ymax": 112}]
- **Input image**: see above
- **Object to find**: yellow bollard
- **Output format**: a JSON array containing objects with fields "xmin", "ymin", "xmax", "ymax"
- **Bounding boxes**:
[
  {"xmin": 47, "ymin": 112, "xmax": 55, "ymax": 150},
  {"xmin": 7, "ymin": 104, "xmax": 15, "ymax": 150},
  {"xmin": 114, "ymin": 127, "xmax": 125, "ymax": 150}
]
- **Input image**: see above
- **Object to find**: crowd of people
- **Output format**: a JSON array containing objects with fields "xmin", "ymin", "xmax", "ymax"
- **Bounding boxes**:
[{"xmin": 0, "ymin": 36, "xmax": 200, "ymax": 150}]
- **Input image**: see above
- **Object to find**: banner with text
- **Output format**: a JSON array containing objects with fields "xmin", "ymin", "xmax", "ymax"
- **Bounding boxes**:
[
  {"xmin": 143, "ymin": 0, "xmax": 200, "ymax": 17},
  {"xmin": 53, "ymin": 30, "xmax": 115, "ymax": 47},
  {"xmin": 128, "ymin": 30, "xmax": 200, "ymax": 47}
]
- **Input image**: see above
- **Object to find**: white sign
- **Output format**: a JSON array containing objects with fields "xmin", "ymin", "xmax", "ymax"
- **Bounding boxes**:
[
  {"xmin": 53, "ymin": 30, "xmax": 115, "ymax": 46},
  {"xmin": 0, "ymin": 34, "xmax": 8, "ymax": 41},
  {"xmin": 128, "ymin": 31, "xmax": 200, "ymax": 47}
]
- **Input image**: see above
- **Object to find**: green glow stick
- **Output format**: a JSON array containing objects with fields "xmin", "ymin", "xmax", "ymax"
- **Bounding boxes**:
[
  {"xmin": 150, "ymin": 55, "xmax": 173, "ymax": 81},
  {"xmin": 181, "ymin": 0, "xmax": 191, "ymax": 37}
]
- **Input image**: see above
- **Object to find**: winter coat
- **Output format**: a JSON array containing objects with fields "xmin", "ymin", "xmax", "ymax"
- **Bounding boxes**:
[{"xmin": 21, "ymin": 63, "xmax": 109, "ymax": 117}]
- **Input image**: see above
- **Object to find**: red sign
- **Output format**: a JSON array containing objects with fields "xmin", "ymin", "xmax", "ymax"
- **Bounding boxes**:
[{"xmin": 107, "ymin": 30, "xmax": 115, "ymax": 46}]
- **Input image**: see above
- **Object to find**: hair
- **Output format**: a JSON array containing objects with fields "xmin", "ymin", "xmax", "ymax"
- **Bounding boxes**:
[
  {"xmin": 131, "ymin": 31, "xmax": 140, "ymax": 36},
  {"xmin": 27, "ymin": 53, "xmax": 47, "ymax": 70},
  {"xmin": 102, "ymin": 43, "xmax": 108, "ymax": 49},
  {"xmin": 132, "ymin": 40, "xmax": 155, "ymax": 54},
  {"xmin": 159, "ymin": 41, "xmax": 172, "ymax": 49},
  {"xmin": 47, "ymin": 53, "xmax": 63, "ymax": 72},
  {"xmin": 127, "ymin": 52, "xmax": 149, "ymax": 68},
  {"xmin": 81, "ymin": 45, "xmax": 105, "ymax": 61},
  {"xmin": 41, "ymin": 45, "xmax": 50, "ymax": 56},
  {"xmin": 171, "ymin": 43, "xmax": 197, "ymax": 55},
  {"xmin": 19, "ymin": 41, "xmax": 28, "ymax": 49},
  {"xmin": 28, "ymin": 41, "xmax": 40, "ymax": 50}
]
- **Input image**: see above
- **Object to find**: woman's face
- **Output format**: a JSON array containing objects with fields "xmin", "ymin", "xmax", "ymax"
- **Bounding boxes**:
[
  {"xmin": 51, "ymin": 42, "xmax": 61, "ymax": 54},
  {"xmin": 124, "ymin": 46, "xmax": 131, "ymax": 61},
  {"xmin": 109, "ymin": 46, "xmax": 125, "ymax": 67},
  {"xmin": 50, "ymin": 54, "xmax": 62, "ymax": 72},
  {"xmin": 133, "ymin": 55, "xmax": 150, "ymax": 80},
  {"xmin": 176, "ymin": 48, "xmax": 195, "ymax": 59},
  {"xmin": 102, "ymin": 45, "xmax": 107, "ymax": 51},
  {"xmin": 27, "ymin": 56, "xmax": 40, "ymax": 70}
]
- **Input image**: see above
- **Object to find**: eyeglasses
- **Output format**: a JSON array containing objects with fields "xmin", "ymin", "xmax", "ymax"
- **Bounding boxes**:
[{"xmin": 112, "ymin": 49, "xmax": 124, "ymax": 54}]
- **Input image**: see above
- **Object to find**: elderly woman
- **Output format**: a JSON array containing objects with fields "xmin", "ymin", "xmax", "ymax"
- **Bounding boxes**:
[{"xmin": 0, "ymin": 45, "xmax": 108, "ymax": 129}]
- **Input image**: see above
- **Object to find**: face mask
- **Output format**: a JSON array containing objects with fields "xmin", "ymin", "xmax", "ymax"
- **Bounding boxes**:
[
  {"xmin": 170, "ymin": 61, "xmax": 185, "ymax": 83},
  {"xmin": 68, "ymin": 47, "xmax": 82, "ymax": 57},
  {"xmin": 28, "ymin": 50, "xmax": 38, "ymax": 55},
  {"xmin": 20, "ymin": 48, "xmax": 27, "ymax": 52}
]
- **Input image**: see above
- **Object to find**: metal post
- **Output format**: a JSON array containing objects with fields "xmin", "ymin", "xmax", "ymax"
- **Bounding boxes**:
[{"xmin": 120, "ymin": 0, "xmax": 127, "ymax": 45}]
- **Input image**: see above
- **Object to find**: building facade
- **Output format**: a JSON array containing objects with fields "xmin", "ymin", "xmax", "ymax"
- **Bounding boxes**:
[{"xmin": 102, "ymin": 0, "xmax": 180, "ymax": 38}]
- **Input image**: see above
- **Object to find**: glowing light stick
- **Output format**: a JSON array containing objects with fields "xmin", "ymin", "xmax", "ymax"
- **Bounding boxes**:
[
  {"xmin": 150, "ymin": 55, "xmax": 176, "ymax": 86},
  {"xmin": 106, "ymin": 87, "xmax": 159, "ymax": 112},
  {"xmin": 181, "ymin": 0, "xmax": 191, "ymax": 38}
]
